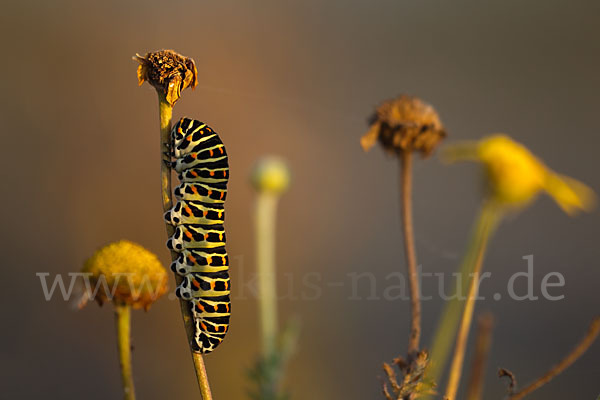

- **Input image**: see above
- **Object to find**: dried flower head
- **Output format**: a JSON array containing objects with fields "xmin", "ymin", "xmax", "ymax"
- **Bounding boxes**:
[
  {"xmin": 251, "ymin": 157, "xmax": 291, "ymax": 195},
  {"xmin": 135, "ymin": 49, "xmax": 198, "ymax": 106},
  {"xmin": 382, "ymin": 351, "xmax": 436, "ymax": 399},
  {"xmin": 82, "ymin": 240, "xmax": 168, "ymax": 310},
  {"xmin": 362, "ymin": 95, "xmax": 447, "ymax": 157},
  {"xmin": 444, "ymin": 134, "xmax": 596, "ymax": 214}
]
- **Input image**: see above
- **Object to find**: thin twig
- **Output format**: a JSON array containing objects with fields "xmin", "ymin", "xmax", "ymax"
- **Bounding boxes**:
[
  {"xmin": 508, "ymin": 317, "xmax": 600, "ymax": 400},
  {"xmin": 444, "ymin": 204, "xmax": 499, "ymax": 400},
  {"xmin": 400, "ymin": 151, "xmax": 421, "ymax": 356},
  {"xmin": 115, "ymin": 304, "xmax": 135, "ymax": 400},
  {"xmin": 465, "ymin": 313, "xmax": 494, "ymax": 400},
  {"xmin": 158, "ymin": 94, "xmax": 213, "ymax": 400}
]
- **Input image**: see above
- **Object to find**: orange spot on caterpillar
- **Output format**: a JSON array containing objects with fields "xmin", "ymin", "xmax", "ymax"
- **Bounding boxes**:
[
  {"xmin": 223, "ymin": 170, "xmax": 227, "ymax": 177},
  {"xmin": 184, "ymin": 206, "xmax": 193, "ymax": 215},
  {"xmin": 191, "ymin": 186, "xmax": 198, "ymax": 194},
  {"xmin": 210, "ymin": 171, "xmax": 215, "ymax": 176},
  {"xmin": 192, "ymin": 279, "xmax": 201, "ymax": 289},
  {"xmin": 221, "ymin": 256, "xmax": 226, "ymax": 264},
  {"xmin": 196, "ymin": 303, "xmax": 204, "ymax": 312},
  {"xmin": 219, "ymin": 192, "xmax": 225, "ymax": 200},
  {"xmin": 186, "ymin": 135, "xmax": 192, "ymax": 141},
  {"xmin": 201, "ymin": 322, "xmax": 208, "ymax": 331},
  {"xmin": 209, "ymin": 149, "xmax": 214, "ymax": 157},
  {"xmin": 206, "ymin": 256, "xmax": 212, "ymax": 264},
  {"xmin": 218, "ymin": 211, "xmax": 223, "ymax": 218},
  {"xmin": 219, "ymin": 233, "xmax": 223, "ymax": 241},
  {"xmin": 219, "ymin": 147, "xmax": 224, "ymax": 154},
  {"xmin": 188, "ymin": 255, "xmax": 197, "ymax": 263},
  {"xmin": 210, "ymin": 281, "xmax": 216, "ymax": 290},
  {"xmin": 191, "ymin": 153, "xmax": 197, "ymax": 159},
  {"xmin": 185, "ymin": 231, "xmax": 193, "ymax": 239},
  {"xmin": 208, "ymin": 190, "xmax": 213, "ymax": 196},
  {"xmin": 191, "ymin": 170, "xmax": 198, "ymax": 177},
  {"xmin": 225, "ymin": 304, "xmax": 230, "ymax": 312},
  {"xmin": 203, "ymin": 234, "xmax": 209, "ymax": 241}
]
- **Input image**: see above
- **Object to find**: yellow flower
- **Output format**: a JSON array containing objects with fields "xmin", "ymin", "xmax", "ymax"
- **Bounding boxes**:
[
  {"xmin": 444, "ymin": 134, "xmax": 595, "ymax": 214},
  {"xmin": 251, "ymin": 157, "xmax": 291, "ymax": 194},
  {"xmin": 82, "ymin": 240, "xmax": 167, "ymax": 310}
]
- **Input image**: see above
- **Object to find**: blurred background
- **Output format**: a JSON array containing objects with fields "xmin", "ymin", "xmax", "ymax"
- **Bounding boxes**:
[{"xmin": 1, "ymin": 0, "xmax": 599, "ymax": 399}]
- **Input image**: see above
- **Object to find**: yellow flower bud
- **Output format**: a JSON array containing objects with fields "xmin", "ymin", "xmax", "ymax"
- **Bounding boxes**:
[
  {"xmin": 251, "ymin": 157, "xmax": 291, "ymax": 194},
  {"xmin": 444, "ymin": 134, "xmax": 595, "ymax": 214},
  {"xmin": 82, "ymin": 240, "xmax": 168, "ymax": 310}
]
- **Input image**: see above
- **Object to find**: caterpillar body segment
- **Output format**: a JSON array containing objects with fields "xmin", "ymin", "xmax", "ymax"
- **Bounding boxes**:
[
  {"xmin": 166, "ymin": 224, "xmax": 226, "ymax": 251},
  {"xmin": 174, "ymin": 182, "xmax": 227, "ymax": 203},
  {"xmin": 164, "ymin": 200, "xmax": 225, "ymax": 226},
  {"xmin": 170, "ymin": 248, "xmax": 229, "ymax": 276},
  {"xmin": 166, "ymin": 117, "xmax": 231, "ymax": 353}
]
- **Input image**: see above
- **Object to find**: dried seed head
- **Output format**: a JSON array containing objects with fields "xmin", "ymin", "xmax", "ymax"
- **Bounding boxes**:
[
  {"xmin": 361, "ymin": 95, "xmax": 447, "ymax": 157},
  {"xmin": 135, "ymin": 49, "xmax": 198, "ymax": 106},
  {"xmin": 81, "ymin": 240, "xmax": 168, "ymax": 310}
]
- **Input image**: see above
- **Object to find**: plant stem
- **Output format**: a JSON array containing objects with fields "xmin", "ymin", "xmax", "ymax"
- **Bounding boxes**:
[
  {"xmin": 508, "ymin": 317, "xmax": 600, "ymax": 400},
  {"xmin": 444, "ymin": 203, "xmax": 500, "ymax": 400},
  {"xmin": 256, "ymin": 192, "xmax": 279, "ymax": 359},
  {"xmin": 465, "ymin": 313, "xmax": 494, "ymax": 400},
  {"xmin": 426, "ymin": 203, "xmax": 499, "ymax": 390},
  {"xmin": 115, "ymin": 304, "xmax": 135, "ymax": 400},
  {"xmin": 399, "ymin": 151, "xmax": 421, "ymax": 356},
  {"xmin": 158, "ymin": 94, "xmax": 213, "ymax": 400}
]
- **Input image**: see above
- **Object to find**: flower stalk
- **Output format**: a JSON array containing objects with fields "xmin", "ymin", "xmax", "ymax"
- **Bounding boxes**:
[
  {"xmin": 426, "ymin": 204, "xmax": 500, "ymax": 390},
  {"xmin": 399, "ymin": 150, "xmax": 421, "ymax": 356},
  {"xmin": 250, "ymin": 157, "xmax": 295, "ymax": 400},
  {"xmin": 115, "ymin": 303, "xmax": 135, "ymax": 400},
  {"xmin": 465, "ymin": 313, "xmax": 494, "ymax": 400},
  {"xmin": 136, "ymin": 49, "xmax": 211, "ymax": 400},
  {"xmin": 256, "ymin": 191, "xmax": 279, "ymax": 356},
  {"xmin": 443, "ymin": 203, "xmax": 501, "ymax": 400}
]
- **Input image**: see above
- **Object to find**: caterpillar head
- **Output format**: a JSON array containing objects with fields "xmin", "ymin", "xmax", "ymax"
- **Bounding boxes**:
[{"xmin": 164, "ymin": 202, "xmax": 183, "ymax": 225}]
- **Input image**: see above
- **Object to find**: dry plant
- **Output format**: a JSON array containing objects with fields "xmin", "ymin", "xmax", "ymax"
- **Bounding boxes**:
[
  {"xmin": 135, "ymin": 49, "xmax": 213, "ymax": 399},
  {"xmin": 362, "ymin": 95, "xmax": 447, "ymax": 399},
  {"xmin": 362, "ymin": 98, "xmax": 598, "ymax": 400}
]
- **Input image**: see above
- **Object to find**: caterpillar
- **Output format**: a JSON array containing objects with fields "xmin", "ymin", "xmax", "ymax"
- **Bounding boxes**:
[{"xmin": 164, "ymin": 117, "xmax": 231, "ymax": 354}]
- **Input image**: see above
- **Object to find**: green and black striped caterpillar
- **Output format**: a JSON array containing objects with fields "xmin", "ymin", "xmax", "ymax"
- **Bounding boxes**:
[{"xmin": 164, "ymin": 117, "xmax": 230, "ymax": 354}]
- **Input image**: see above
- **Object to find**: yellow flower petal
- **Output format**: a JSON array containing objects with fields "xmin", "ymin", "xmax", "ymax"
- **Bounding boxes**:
[
  {"xmin": 444, "ymin": 134, "xmax": 595, "ymax": 214},
  {"xmin": 544, "ymin": 173, "xmax": 596, "ymax": 215}
]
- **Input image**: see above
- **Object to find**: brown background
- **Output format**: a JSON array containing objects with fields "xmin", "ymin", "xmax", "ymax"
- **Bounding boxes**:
[{"xmin": 1, "ymin": 0, "xmax": 599, "ymax": 399}]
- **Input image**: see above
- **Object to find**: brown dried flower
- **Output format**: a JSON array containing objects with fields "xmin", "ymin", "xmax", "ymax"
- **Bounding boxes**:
[
  {"xmin": 135, "ymin": 49, "xmax": 198, "ymax": 106},
  {"xmin": 361, "ymin": 95, "xmax": 446, "ymax": 157}
]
